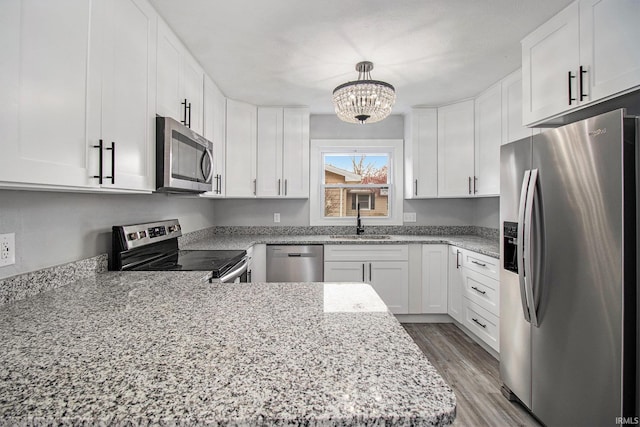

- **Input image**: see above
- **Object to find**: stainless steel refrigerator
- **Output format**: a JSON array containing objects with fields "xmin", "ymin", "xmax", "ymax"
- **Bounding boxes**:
[{"xmin": 499, "ymin": 109, "xmax": 638, "ymax": 426}]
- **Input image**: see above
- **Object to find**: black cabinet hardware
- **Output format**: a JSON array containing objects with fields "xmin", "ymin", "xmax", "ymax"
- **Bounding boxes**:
[
  {"xmin": 105, "ymin": 142, "xmax": 115, "ymax": 184},
  {"xmin": 278, "ymin": 178, "xmax": 281, "ymax": 196},
  {"xmin": 362, "ymin": 263, "xmax": 365, "ymax": 282},
  {"xmin": 414, "ymin": 179, "xmax": 418, "ymax": 196},
  {"xmin": 468, "ymin": 176, "xmax": 472, "ymax": 194},
  {"xmin": 568, "ymin": 71, "xmax": 576, "ymax": 105},
  {"xmin": 471, "ymin": 260, "xmax": 487, "ymax": 267},
  {"xmin": 579, "ymin": 65, "xmax": 588, "ymax": 101},
  {"xmin": 181, "ymin": 99, "xmax": 192, "ymax": 128},
  {"xmin": 471, "ymin": 286, "xmax": 487, "ymax": 295},
  {"xmin": 456, "ymin": 250, "xmax": 461, "ymax": 269},
  {"xmin": 472, "ymin": 318, "xmax": 487, "ymax": 328},
  {"xmin": 92, "ymin": 139, "xmax": 104, "ymax": 184},
  {"xmin": 253, "ymin": 179, "xmax": 257, "ymax": 195},
  {"xmin": 474, "ymin": 176, "xmax": 478, "ymax": 194}
]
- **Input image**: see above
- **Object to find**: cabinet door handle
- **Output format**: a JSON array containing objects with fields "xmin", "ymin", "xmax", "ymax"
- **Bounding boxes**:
[
  {"xmin": 472, "ymin": 318, "xmax": 487, "ymax": 328},
  {"xmin": 285, "ymin": 179, "xmax": 288, "ymax": 196},
  {"xmin": 369, "ymin": 263, "xmax": 372, "ymax": 281},
  {"xmin": 414, "ymin": 179, "xmax": 418, "ymax": 196},
  {"xmin": 105, "ymin": 142, "xmax": 115, "ymax": 184},
  {"xmin": 456, "ymin": 250, "xmax": 461, "ymax": 269},
  {"xmin": 468, "ymin": 176, "xmax": 472, "ymax": 194},
  {"xmin": 579, "ymin": 65, "xmax": 588, "ymax": 101},
  {"xmin": 187, "ymin": 102, "xmax": 192, "ymax": 128},
  {"xmin": 471, "ymin": 286, "xmax": 487, "ymax": 295},
  {"xmin": 181, "ymin": 99, "xmax": 188, "ymax": 126},
  {"xmin": 253, "ymin": 179, "xmax": 257, "ymax": 195},
  {"xmin": 362, "ymin": 263, "xmax": 365, "ymax": 282},
  {"xmin": 474, "ymin": 176, "xmax": 478, "ymax": 194},
  {"xmin": 92, "ymin": 139, "xmax": 104, "ymax": 184},
  {"xmin": 218, "ymin": 175, "xmax": 223, "ymax": 194},
  {"xmin": 471, "ymin": 260, "xmax": 487, "ymax": 267},
  {"xmin": 278, "ymin": 178, "xmax": 281, "ymax": 196},
  {"xmin": 568, "ymin": 71, "xmax": 576, "ymax": 105}
]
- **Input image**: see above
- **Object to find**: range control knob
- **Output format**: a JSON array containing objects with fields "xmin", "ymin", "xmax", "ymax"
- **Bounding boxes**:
[{"xmin": 127, "ymin": 232, "xmax": 138, "ymax": 241}]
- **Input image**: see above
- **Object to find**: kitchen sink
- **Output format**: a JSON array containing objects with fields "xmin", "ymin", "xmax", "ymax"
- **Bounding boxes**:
[{"xmin": 329, "ymin": 235, "xmax": 391, "ymax": 240}]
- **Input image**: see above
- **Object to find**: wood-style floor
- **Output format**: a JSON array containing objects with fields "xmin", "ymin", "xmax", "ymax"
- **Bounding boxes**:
[{"xmin": 402, "ymin": 323, "xmax": 541, "ymax": 427}]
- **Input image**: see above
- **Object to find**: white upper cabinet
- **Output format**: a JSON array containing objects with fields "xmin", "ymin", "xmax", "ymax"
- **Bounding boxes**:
[
  {"xmin": 521, "ymin": 2, "xmax": 579, "ymax": 126},
  {"xmin": 474, "ymin": 83, "xmax": 501, "ymax": 196},
  {"xmin": 282, "ymin": 107, "xmax": 310, "ymax": 198},
  {"xmin": 437, "ymin": 100, "xmax": 475, "ymax": 197},
  {"xmin": 0, "ymin": 0, "xmax": 96, "ymax": 189},
  {"xmin": 501, "ymin": 69, "xmax": 532, "ymax": 145},
  {"xmin": 0, "ymin": 0, "xmax": 156, "ymax": 192},
  {"xmin": 89, "ymin": 0, "xmax": 157, "ymax": 191},
  {"xmin": 157, "ymin": 19, "xmax": 204, "ymax": 134},
  {"xmin": 404, "ymin": 108, "xmax": 438, "ymax": 199},
  {"xmin": 202, "ymin": 75, "xmax": 226, "ymax": 197},
  {"xmin": 522, "ymin": 0, "xmax": 640, "ymax": 126},
  {"xmin": 225, "ymin": 99, "xmax": 257, "ymax": 197},
  {"xmin": 256, "ymin": 106, "xmax": 309, "ymax": 198},
  {"xmin": 579, "ymin": 0, "xmax": 640, "ymax": 102},
  {"xmin": 256, "ymin": 107, "xmax": 284, "ymax": 197}
]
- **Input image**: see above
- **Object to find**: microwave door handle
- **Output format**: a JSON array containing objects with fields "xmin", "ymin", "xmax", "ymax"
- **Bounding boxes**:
[
  {"xmin": 201, "ymin": 148, "xmax": 214, "ymax": 183},
  {"xmin": 517, "ymin": 170, "xmax": 532, "ymax": 323},
  {"xmin": 524, "ymin": 169, "xmax": 540, "ymax": 327}
]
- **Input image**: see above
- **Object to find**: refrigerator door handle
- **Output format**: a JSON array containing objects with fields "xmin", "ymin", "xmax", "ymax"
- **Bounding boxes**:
[
  {"xmin": 517, "ymin": 170, "xmax": 532, "ymax": 323},
  {"xmin": 524, "ymin": 169, "xmax": 540, "ymax": 327}
]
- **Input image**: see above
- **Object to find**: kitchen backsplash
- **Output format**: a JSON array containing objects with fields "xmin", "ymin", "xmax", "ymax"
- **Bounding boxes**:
[{"xmin": 182, "ymin": 225, "xmax": 499, "ymax": 239}]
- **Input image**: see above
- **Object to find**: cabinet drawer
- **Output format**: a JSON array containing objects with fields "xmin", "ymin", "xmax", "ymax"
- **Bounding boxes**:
[
  {"xmin": 462, "ymin": 269, "xmax": 499, "ymax": 317},
  {"xmin": 462, "ymin": 298, "xmax": 499, "ymax": 352},
  {"xmin": 461, "ymin": 250, "xmax": 499, "ymax": 280},
  {"xmin": 324, "ymin": 245, "xmax": 408, "ymax": 262}
]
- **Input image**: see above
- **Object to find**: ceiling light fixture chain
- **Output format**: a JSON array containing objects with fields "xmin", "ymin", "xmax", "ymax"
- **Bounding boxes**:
[{"xmin": 332, "ymin": 61, "xmax": 396, "ymax": 124}]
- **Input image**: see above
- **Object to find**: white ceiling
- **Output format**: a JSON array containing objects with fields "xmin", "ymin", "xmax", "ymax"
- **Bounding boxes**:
[{"xmin": 149, "ymin": 0, "xmax": 573, "ymax": 115}]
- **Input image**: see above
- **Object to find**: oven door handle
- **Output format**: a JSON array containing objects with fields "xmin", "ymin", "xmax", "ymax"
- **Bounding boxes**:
[{"xmin": 216, "ymin": 256, "xmax": 249, "ymax": 283}]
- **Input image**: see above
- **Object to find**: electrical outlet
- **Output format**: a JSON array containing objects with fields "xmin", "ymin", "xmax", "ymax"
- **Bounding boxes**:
[
  {"xmin": 0, "ymin": 233, "xmax": 16, "ymax": 267},
  {"xmin": 273, "ymin": 213, "xmax": 281, "ymax": 223},
  {"xmin": 403, "ymin": 212, "xmax": 417, "ymax": 222}
]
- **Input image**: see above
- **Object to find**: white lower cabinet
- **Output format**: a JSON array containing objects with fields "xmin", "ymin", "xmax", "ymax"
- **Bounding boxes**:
[
  {"xmin": 448, "ymin": 245, "xmax": 500, "ymax": 352},
  {"xmin": 461, "ymin": 298, "xmax": 500, "ymax": 351},
  {"xmin": 324, "ymin": 245, "xmax": 409, "ymax": 314},
  {"xmin": 421, "ymin": 245, "xmax": 448, "ymax": 313},
  {"xmin": 448, "ymin": 246, "xmax": 464, "ymax": 322}
]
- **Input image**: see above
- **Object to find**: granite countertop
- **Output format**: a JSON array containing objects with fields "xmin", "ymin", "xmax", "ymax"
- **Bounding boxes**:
[
  {"xmin": 0, "ymin": 272, "xmax": 456, "ymax": 426},
  {"xmin": 183, "ymin": 234, "xmax": 499, "ymax": 259}
]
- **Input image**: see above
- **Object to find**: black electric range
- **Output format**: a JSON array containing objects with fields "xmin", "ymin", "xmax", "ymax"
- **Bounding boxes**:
[{"xmin": 110, "ymin": 219, "xmax": 248, "ymax": 282}]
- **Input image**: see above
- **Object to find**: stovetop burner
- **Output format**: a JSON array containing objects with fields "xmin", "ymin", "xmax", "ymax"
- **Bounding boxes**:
[{"xmin": 131, "ymin": 249, "xmax": 246, "ymax": 277}]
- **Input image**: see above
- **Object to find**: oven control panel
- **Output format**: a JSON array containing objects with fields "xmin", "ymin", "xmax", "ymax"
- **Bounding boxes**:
[{"xmin": 114, "ymin": 219, "xmax": 182, "ymax": 250}]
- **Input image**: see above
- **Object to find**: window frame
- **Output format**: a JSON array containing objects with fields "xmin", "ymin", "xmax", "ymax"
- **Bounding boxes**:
[{"xmin": 309, "ymin": 139, "xmax": 404, "ymax": 226}]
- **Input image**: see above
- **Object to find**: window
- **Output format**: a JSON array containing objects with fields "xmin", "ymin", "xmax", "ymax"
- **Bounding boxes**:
[
  {"xmin": 322, "ymin": 153, "xmax": 389, "ymax": 218},
  {"xmin": 310, "ymin": 139, "xmax": 404, "ymax": 226}
]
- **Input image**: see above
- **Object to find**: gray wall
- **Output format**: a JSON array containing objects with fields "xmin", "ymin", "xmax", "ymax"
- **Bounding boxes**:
[
  {"xmin": 213, "ymin": 114, "xmax": 501, "ymax": 229},
  {"xmin": 0, "ymin": 190, "xmax": 215, "ymax": 279}
]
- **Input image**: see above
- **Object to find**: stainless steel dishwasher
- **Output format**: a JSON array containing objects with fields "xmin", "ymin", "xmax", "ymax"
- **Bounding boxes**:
[{"xmin": 266, "ymin": 245, "xmax": 323, "ymax": 282}]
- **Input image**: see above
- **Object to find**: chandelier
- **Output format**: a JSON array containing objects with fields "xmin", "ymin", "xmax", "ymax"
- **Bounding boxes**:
[{"xmin": 332, "ymin": 61, "xmax": 396, "ymax": 124}]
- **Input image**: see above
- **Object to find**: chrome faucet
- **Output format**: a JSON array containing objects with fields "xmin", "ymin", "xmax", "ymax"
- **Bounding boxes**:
[{"xmin": 356, "ymin": 203, "xmax": 365, "ymax": 235}]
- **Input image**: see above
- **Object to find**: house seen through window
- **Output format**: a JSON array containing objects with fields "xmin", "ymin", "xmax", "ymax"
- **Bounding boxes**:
[{"xmin": 322, "ymin": 153, "xmax": 390, "ymax": 218}]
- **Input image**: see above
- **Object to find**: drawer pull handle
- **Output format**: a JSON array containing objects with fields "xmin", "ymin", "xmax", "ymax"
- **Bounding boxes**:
[
  {"xmin": 471, "ymin": 286, "xmax": 486, "ymax": 295},
  {"xmin": 472, "ymin": 318, "xmax": 487, "ymax": 328},
  {"xmin": 471, "ymin": 260, "xmax": 487, "ymax": 267}
]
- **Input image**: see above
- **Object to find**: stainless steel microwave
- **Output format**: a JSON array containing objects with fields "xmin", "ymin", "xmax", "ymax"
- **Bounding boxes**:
[{"xmin": 156, "ymin": 116, "xmax": 213, "ymax": 193}]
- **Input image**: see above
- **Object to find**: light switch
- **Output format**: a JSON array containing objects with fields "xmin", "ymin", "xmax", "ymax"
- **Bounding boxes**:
[{"xmin": 274, "ymin": 213, "xmax": 281, "ymax": 223}]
